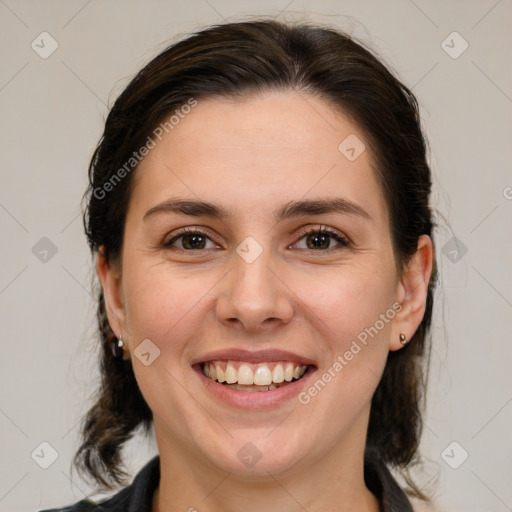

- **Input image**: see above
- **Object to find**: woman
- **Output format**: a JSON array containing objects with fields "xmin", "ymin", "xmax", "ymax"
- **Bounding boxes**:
[{"xmin": 43, "ymin": 18, "xmax": 437, "ymax": 512}]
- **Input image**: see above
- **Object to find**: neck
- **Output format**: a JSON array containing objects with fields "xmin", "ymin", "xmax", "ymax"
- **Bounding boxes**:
[{"xmin": 151, "ymin": 421, "xmax": 380, "ymax": 512}]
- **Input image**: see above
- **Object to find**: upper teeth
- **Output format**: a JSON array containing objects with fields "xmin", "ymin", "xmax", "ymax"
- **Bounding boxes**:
[{"xmin": 202, "ymin": 361, "xmax": 308, "ymax": 386}]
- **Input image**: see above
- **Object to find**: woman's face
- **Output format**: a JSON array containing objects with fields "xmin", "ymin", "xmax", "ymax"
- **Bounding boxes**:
[{"xmin": 100, "ymin": 90, "xmax": 431, "ymax": 478}]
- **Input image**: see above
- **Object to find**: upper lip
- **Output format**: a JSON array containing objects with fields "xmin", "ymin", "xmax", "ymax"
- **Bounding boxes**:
[{"xmin": 190, "ymin": 348, "xmax": 317, "ymax": 367}]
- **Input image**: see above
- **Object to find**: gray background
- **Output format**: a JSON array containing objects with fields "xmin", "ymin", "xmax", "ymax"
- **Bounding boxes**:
[{"xmin": 1, "ymin": 1, "xmax": 511, "ymax": 511}]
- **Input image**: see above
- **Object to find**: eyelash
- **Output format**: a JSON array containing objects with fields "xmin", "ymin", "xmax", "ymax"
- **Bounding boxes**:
[{"xmin": 163, "ymin": 225, "xmax": 351, "ymax": 253}]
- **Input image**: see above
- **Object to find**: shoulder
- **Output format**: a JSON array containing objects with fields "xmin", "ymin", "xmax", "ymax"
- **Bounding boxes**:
[
  {"xmin": 38, "ymin": 456, "xmax": 160, "ymax": 512},
  {"xmin": 37, "ymin": 487, "xmax": 131, "ymax": 511},
  {"xmin": 38, "ymin": 501, "xmax": 99, "ymax": 511}
]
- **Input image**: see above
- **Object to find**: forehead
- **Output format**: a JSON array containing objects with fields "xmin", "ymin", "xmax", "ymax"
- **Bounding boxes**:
[{"xmin": 129, "ymin": 90, "xmax": 387, "ymax": 225}]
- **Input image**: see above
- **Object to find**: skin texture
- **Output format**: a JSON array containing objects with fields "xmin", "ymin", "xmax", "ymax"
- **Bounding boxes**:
[{"xmin": 97, "ymin": 90, "xmax": 433, "ymax": 512}]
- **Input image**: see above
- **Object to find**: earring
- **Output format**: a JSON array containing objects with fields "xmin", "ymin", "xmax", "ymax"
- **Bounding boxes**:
[
  {"xmin": 112, "ymin": 335, "xmax": 126, "ymax": 360},
  {"xmin": 399, "ymin": 332, "xmax": 408, "ymax": 345}
]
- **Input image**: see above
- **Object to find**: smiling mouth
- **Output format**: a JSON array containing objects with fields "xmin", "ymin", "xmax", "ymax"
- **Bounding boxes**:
[{"xmin": 201, "ymin": 360, "xmax": 312, "ymax": 392}]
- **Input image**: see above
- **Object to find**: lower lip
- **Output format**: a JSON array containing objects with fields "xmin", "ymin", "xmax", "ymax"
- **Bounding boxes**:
[{"xmin": 192, "ymin": 364, "xmax": 317, "ymax": 410}]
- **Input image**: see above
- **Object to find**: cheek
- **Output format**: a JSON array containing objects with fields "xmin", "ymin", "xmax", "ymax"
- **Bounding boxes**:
[
  {"xmin": 293, "ymin": 268, "xmax": 395, "ymax": 425},
  {"xmin": 292, "ymin": 263, "xmax": 396, "ymax": 343},
  {"xmin": 122, "ymin": 263, "xmax": 205, "ymax": 355}
]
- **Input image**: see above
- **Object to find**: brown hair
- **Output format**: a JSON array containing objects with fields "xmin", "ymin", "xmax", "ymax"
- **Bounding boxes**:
[{"xmin": 77, "ymin": 18, "xmax": 438, "ymax": 500}]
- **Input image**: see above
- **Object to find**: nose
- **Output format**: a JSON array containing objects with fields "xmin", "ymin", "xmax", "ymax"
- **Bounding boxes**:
[{"xmin": 216, "ymin": 243, "xmax": 294, "ymax": 332}]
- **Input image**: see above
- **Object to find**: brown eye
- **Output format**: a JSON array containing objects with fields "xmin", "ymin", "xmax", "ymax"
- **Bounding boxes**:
[
  {"xmin": 164, "ymin": 229, "xmax": 218, "ymax": 251},
  {"xmin": 294, "ymin": 227, "xmax": 350, "ymax": 251}
]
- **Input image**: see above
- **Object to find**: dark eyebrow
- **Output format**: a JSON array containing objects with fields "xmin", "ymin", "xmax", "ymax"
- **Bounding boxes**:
[
  {"xmin": 278, "ymin": 198, "xmax": 371, "ymax": 221},
  {"xmin": 143, "ymin": 197, "xmax": 371, "ymax": 222}
]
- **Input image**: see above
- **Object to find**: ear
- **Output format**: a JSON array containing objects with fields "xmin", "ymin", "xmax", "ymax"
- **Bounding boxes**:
[
  {"xmin": 390, "ymin": 234, "xmax": 434, "ymax": 351},
  {"xmin": 96, "ymin": 245, "xmax": 126, "ymax": 340}
]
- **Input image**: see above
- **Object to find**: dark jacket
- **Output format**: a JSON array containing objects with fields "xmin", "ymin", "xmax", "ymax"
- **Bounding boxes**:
[{"xmin": 40, "ymin": 455, "xmax": 414, "ymax": 512}]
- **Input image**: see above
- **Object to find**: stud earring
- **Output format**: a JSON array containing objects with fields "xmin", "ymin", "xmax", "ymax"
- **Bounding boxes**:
[
  {"xmin": 399, "ymin": 332, "xmax": 408, "ymax": 345},
  {"xmin": 112, "ymin": 335, "xmax": 126, "ymax": 360}
]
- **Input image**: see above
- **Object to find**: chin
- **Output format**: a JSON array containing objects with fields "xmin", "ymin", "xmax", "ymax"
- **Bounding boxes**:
[{"xmin": 202, "ymin": 432, "xmax": 310, "ymax": 479}]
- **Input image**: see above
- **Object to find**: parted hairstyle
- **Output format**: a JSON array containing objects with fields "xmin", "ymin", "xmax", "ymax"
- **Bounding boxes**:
[{"xmin": 77, "ymin": 18, "xmax": 438, "ymax": 501}]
